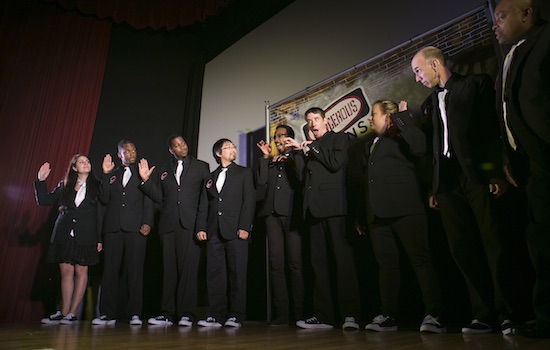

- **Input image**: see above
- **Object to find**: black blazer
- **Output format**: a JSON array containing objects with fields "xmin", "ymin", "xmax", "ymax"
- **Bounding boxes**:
[
  {"xmin": 141, "ymin": 156, "xmax": 210, "ymax": 234},
  {"xmin": 497, "ymin": 19, "xmax": 550, "ymax": 177},
  {"xmin": 423, "ymin": 72, "xmax": 503, "ymax": 193},
  {"xmin": 364, "ymin": 111, "xmax": 427, "ymax": 222},
  {"xmin": 205, "ymin": 163, "xmax": 256, "ymax": 240},
  {"xmin": 34, "ymin": 180, "xmax": 101, "ymax": 245},
  {"xmin": 255, "ymin": 153, "xmax": 303, "ymax": 228},
  {"xmin": 295, "ymin": 130, "xmax": 349, "ymax": 218},
  {"xmin": 99, "ymin": 164, "xmax": 154, "ymax": 233}
]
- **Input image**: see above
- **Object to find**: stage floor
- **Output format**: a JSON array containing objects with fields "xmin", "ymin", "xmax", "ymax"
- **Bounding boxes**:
[{"xmin": 1, "ymin": 321, "xmax": 549, "ymax": 350}]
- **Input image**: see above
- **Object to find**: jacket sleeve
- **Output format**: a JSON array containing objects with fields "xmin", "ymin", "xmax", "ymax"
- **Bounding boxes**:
[
  {"xmin": 139, "ymin": 168, "xmax": 163, "ymax": 204},
  {"xmin": 98, "ymin": 172, "xmax": 112, "ymax": 205},
  {"xmin": 34, "ymin": 180, "xmax": 62, "ymax": 207},
  {"xmin": 391, "ymin": 111, "xmax": 426, "ymax": 157},
  {"xmin": 308, "ymin": 132, "xmax": 349, "ymax": 172},
  {"xmin": 255, "ymin": 157, "xmax": 269, "ymax": 187},
  {"xmin": 195, "ymin": 163, "xmax": 210, "ymax": 233},
  {"xmin": 238, "ymin": 168, "xmax": 256, "ymax": 233}
]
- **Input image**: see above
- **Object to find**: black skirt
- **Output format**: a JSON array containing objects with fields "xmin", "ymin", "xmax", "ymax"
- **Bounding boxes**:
[{"xmin": 47, "ymin": 236, "xmax": 99, "ymax": 266}]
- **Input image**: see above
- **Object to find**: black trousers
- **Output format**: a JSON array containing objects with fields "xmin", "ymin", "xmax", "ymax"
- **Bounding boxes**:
[
  {"xmin": 524, "ymin": 160, "xmax": 550, "ymax": 330},
  {"xmin": 436, "ymin": 165, "xmax": 511, "ymax": 323},
  {"xmin": 160, "ymin": 225, "xmax": 201, "ymax": 321},
  {"xmin": 205, "ymin": 231, "xmax": 249, "ymax": 322},
  {"xmin": 306, "ymin": 214, "xmax": 360, "ymax": 324},
  {"xmin": 368, "ymin": 214, "xmax": 442, "ymax": 318},
  {"xmin": 99, "ymin": 231, "xmax": 147, "ymax": 318},
  {"xmin": 265, "ymin": 214, "xmax": 304, "ymax": 321}
]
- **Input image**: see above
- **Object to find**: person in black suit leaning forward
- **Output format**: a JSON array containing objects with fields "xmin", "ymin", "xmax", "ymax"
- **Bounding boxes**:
[
  {"xmin": 359, "ymin": 99, "xmax": 445, "ymax": 333},
  {"xmin": 285, "ymin": 107, "xmax": 361, "ymax": 330},
  {"xmin": 197, "ymin": 138, "xmax": 256, "ymax": 328},
  {"xmin": 256, "ymin": 125, "xmax": 305, "ymax": 326},
  {"xmin": 138, "ymin": 135, "xmax": 210, "ymax": 326},
  {"xmin": 411, "ymin": 46, "xmax": 513, "ymax": 334},
  {"xmin": 493, "ymin": 0, "xmax": 550, "ymax": 338},
  {"xmin": 93, "ymin": 140, "xmax": 154, "ymax": 326}
]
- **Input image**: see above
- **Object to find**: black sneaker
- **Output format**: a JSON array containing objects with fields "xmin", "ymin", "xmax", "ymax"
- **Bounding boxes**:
[
  {"xmin": 147, "ymin": 315, "xmax": 173, "ymax": 326},
  {"xmin": 296, "ymin": 316, "xmax": 333, "ymax": 329},
  {"xmin": 41, "ymin": 311, "xmax": 63, "ymax": 324},
  {"xmin": 501, "ymin": 319, "xmax": 514, "ymax": 335},
  {"xmin": 197, "ymin": 316, "xmax": 222, "ymax": 328},
  {"xmin": 59, "ymin": 313, "xmax": 78, "ymax": 325},
  {"xmin": 92, "ymin": 315, "xmax": 116, "ymax": 325},
  {"xmin": 420, "ymin": 315, "xmax": 447, "ymax": 333},
  {"xmin": 365, "ymin": 314, "xmax": 397, "ymax": 332},
  {"xmin": 461, "ymin": 319, "xmax": 492, "ymax": 334}
]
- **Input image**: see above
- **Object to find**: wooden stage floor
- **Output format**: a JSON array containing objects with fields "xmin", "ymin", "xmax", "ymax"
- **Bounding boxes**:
[{"xmin": 2, "ymin": 321, "xmax": 549, "ymax": 350}]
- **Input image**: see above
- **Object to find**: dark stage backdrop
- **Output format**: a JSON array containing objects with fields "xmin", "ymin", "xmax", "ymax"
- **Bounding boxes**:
[{"xmin": 0, "ymin": 0, "xmax": 111, "ymax": 322}]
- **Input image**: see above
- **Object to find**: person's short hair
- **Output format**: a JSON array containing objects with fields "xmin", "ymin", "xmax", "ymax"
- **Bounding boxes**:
[
  {"xmin": 167, "ymin": 134, "xmax": 183, "ymax": 149},
  {"xmin": 419, "ymin": 46, "xmax": 446, "ymax": 67},
  {"xmin": 304, "ymin": 107, "xmax": 325, "ymax": 120},
  {"xmin": 117, "ymin": 139, "xmax": 134, "ymax": 152},
  {"xmin": 275, "ymin": 124, "xmax": 295, "ymax": 139},
  {"xmin": 212, "ymin": 138, "xmax": 232, "ymax": 164}
]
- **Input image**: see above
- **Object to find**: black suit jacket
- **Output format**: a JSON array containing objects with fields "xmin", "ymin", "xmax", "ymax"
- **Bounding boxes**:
[
  {"xmin": 497, "ymin": 19, "xmax": 550, "ymax": 177},
  {"xmin": 255, "ymin": 153, "xmax": 303, "ymax": 228},
  {"xmin": 205, "ymin": 162, "xmax": 255, "ymax": 240},
  {"xmin": 364, "ymin": 111, "xmax": 427, "ymax": 222},
  {"xmin": 295, "ymin": 130, "xmax": 349, "ymax": 218},
  {"xmin": 99, "ymin": 164, "xmax": 154, "ymax": 233},
  {"xmin": 140, "ymin": 156, "xmax": 210, "ymax": 234},
  {"xmin": 423, "ymin": 72, "xmax": 503, "ymax": 193},
  {"xmin": 34, "ymin": 179, "xmax": 101, "ymax": 245}
]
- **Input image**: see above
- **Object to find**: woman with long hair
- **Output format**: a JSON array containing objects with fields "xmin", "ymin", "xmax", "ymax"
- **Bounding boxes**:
[{"xmin": 34, "ymin": 154, "xmax": 102, "ymax": 324}]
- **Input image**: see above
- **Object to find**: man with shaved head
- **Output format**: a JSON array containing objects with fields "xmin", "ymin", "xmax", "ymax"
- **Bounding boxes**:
[
  {"xmin": 493, "ymin": 0, "xmax": 550, "ymax": 338},
  {"xmin": 411, "ymin": 46, "xmax": 514, "ymax": 334}
]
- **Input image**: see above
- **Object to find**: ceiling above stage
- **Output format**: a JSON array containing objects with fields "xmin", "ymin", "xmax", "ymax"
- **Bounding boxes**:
[{"xmin": 48, "ymin": 0, "xmax": 295, "ymax": 62}]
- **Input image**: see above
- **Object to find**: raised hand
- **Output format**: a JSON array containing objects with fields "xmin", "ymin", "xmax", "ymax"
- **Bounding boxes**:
[
  {"xmin": 102, "ymin": 154, "xmax": 115, "ymax": 174},
  {"xmin": 256, "ymin": 140, "xmax": 271, "ymax": 158},
  {"xmin": 398, "ymin": 100, "xmax": 408, "ymax": 112},
  {"xmin": 138, "ymin": 158, "xmax": 155, "ymax": 182},
  {"xmin": 38, "ymin": 162, "xmax": 51, "ymax": 181},
  {"xmin": 284, "ymin": 137, "xmax": 302, "ymax": 150}
]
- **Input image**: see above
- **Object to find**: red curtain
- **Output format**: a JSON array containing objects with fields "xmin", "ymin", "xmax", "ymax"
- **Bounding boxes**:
[
  {"xmin": 0, "ymin": 0, "xmax": 111, "ymax": 322},
  {"xmin": 50, "ymin": 0, "xmax": 230, "ymax": 30}
]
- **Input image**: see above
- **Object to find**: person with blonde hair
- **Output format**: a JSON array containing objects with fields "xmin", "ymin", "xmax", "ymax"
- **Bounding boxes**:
[{"xmin": 359, "ymin": 99, "xmax": 445, "ymax": 333}]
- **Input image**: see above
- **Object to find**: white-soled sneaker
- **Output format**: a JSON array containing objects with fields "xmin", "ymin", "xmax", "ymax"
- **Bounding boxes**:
[
  {"xmin": 461, "ymin": 319, "xmax": 492, "ymax": 334},
  {"xmin": 178, "ymin": 316, "xmax": 192, "ymax": 327},
  {"xmin": 59, "ymin": 313, "xmax": 78, "ymax": 325},
  {"xmin": 41, "ymin": 311, "xmax": 63, "ymax": 324},
  {"xmin": 148, "ymin": 315, "xmax": 173, "ymax": 326},
  {"xmin": 420, "ymin": 315, "xmax": 447, "ymax": 333},
  {"xmin": 296, "ymin": 316, "xmax": 333, "ymax": 329},
  {"xmin": 224, "ymin": 317, "xmax": 241, "ymax": 327},
  {"xmin": 129, "ymin": 315, "xmax": 142, "ymax": 326},
  {"xmin": 92, "ymin": 315, "xmax": 116, "ymax": 325},
  {"xmin": 365, "ymin": 314, "xmax": 397, "ymax": 332},
  {"xmin": 197, "ymin": 316, "xmax": 223, "ymax": 328},
  {"xmin": 342, "ymin": 316, "xmax": 359, "ymax": 330}
]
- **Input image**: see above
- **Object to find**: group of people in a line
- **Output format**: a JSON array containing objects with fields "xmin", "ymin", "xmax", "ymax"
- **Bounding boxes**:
[{"xmin": 34, "ymin": 0, "xmax": 549, "ymax": 339}]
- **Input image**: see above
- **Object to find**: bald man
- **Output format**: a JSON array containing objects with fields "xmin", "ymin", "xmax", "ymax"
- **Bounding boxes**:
[{"xmin": 493, "ymin": 0, "xmax": 550, "ymax": 338}]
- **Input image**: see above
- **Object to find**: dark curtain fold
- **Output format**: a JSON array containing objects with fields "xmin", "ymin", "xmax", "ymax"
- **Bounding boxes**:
[
  {"xmin": 48, "ymin": 0, "xmax": 230, "ymax": 30},
  {"xmin": 0, "ymin": 0, "xmax": 111, "ymax": 322}
]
